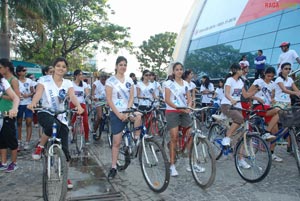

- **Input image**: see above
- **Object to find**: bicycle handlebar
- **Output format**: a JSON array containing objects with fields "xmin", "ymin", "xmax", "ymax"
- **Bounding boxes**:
[{"xmin": 176, "ymin": 106, "xmax": 215, "ymax": 112}]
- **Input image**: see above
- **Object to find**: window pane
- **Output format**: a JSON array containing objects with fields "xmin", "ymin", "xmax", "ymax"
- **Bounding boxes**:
[
  {"xmin": 218, "ymin": 26, "xmax": 245, "ymax": 44},
  {"xmin": 225, "ymin": 41, "xmax": 241, "ymax": 50},
  {"xmin": 244, "ymin": 15, "xmax": 280, "ymax": 38},
  {"xmin": 280, "ymin": 9, "xmax": 300, "ymax": 29},
  {"xmin": 275, "ymin": 26, "xmax": 300, "ymax": 46},
  {"xmin": 197, "ymin": 33, "xmax": 219, "ymax": 49},
  {"xmin": 240, "ymin": 33, "xmax": 276, "ymax": 53}
]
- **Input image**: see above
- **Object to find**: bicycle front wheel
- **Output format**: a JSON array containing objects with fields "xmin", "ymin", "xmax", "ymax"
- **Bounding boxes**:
[
  {"xmin": 290, "ymin": 130, "xmax": 300, "ymax": 174},
  {"xmin": 139, "ymin": 137, "xmax": 170, "ymax": 193},
  {"xmin": 43, "ymin": 146, "xmax": 68, "ymax": 201},
  {"xmin": 235, "ymin": 134, "xmax": 271, "ymax": 183},
  {"xmin": 208, "ymin": 123, "xmax": 225, "ymax": 160},
  {"xmin": 74, "ymin": 121, "xmax": 84, "ymax": 154},
  {"xmin": 190, "ymin": 136, "xmax": 216, "ymax": 189}
]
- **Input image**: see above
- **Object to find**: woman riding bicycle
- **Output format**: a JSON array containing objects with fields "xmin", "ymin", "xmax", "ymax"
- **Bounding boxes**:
[
  {"xmin": 220, "ymin": 63, "xmax": 258, "ymax": 169},
  {"xmin": 105, "ymin": 56, "xmax": 142, "ymax": 180},
  {"xmin": 28, "ymin": 57, "xmax": 84, "ymax": 189}
]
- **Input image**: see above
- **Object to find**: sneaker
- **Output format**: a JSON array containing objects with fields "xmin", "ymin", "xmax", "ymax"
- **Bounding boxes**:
[
  {"xmin": 0, "ymin": 162, "xmax": 8, "ymax": 171},
  {"xmin": 34, "ymin": 124, "xmax": 38, "ymax": 128},
  {"xmin": 272, "ymin": 154, "xmax": 283, "ymax": 162},
  {"xmin": 32, "ymin": 145, "xmax": 44, "ymax": 160},
  {"xmin": 108, "ymin": 168, "xmax": 117, "ymax": 180},
  {"xmin": 170, "ymin": 165, "xmax": 179, "ymax": 177},
  {"xmin": 261, "ymin": 133, "xmax": 276, "ymax": 140},
  {"xmin": 5, "ymin": 162, "xmax": 18, "ymax": 172},
  {"xmin": 221, "ymin": 137, "xmax": 231, "ymax": 146},
  {"xmin": 24, "ymin": 142, "xmax": 30, "ymax": 150},
  {"xmin": 85, "ymin": 139, "xmax": 90, "ymax": 145},
  {"xmin": 186, "ymin": 165, "xmax": 205, "ymax": 173},
  {"xmin": 238, "ymin": 158, "xmax": 251, "ymax": 169},
  {"xmin": 67, "ymin": 179, "xmax": 73, "ymax": 189}
]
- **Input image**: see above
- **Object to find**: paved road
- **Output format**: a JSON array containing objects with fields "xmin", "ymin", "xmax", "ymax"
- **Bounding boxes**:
[{"xmin": 1, "ymin": 126, "xmax": 300, "ymax": 201}]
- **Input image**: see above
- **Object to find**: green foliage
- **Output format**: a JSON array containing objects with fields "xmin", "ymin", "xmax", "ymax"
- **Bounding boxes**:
[
  {"xmin": 8, "ymin": 0, "xmax": 131, "ymax": 68},
  {"xmin": 135, "ymin": 32, "xmax": 177, "ymax": 78}
]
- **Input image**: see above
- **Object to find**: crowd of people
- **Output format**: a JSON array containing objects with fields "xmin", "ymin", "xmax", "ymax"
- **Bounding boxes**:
[{"xmin": 0, "ymin": 41, "xmax": 299, "ymax": 188}]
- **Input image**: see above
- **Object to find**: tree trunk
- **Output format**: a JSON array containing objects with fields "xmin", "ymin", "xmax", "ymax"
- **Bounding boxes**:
[{"xmin": 0, "ymin": 0, "xmax": 10, "ymax": 59}]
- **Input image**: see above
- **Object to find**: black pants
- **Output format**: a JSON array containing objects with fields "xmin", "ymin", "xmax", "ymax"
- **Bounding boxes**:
[
  {"xmin": 0, "ymin": 117, "xmax": 17, "ymax": 150},
  {"xmin": 255, "ymin": 69, "xmax": 265, "ymax": 80},
  {"xmin": 37, "ymin": 112, "xmax": 71, "ymax": 161}
]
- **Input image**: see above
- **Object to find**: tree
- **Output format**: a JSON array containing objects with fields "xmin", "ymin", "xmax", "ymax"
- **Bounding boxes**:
[
  {"xmin": 7, "ymin": 0, "xmax": 131, "ymax": 68},
  {"xmin": 0, "ymin": 0, "xmax": 10, "ymax": 58},
  {"xmin": 135, "ymin": 32, "xmax": 177, "ymax": 78}
]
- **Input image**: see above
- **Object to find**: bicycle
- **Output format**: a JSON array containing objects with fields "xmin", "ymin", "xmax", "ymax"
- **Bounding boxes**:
[
  {"xmin": 34, "ymin": 107, "xmax": 68, "ymax": 201},
  {"xmin": 71, "ymin": 110, "xmax": 85, "ymax": 155},
  {"xmin": 163, "ymin": 106, "xmax": 216, "ymax": 189},
  {"xmin": 112, "ymin": 108, "xmax": 170, "ymax": 193},
  {"xmin": 208, "ymin": 106, "xmax": 272, "ymax": 183},
  {"xmin": 89, "ymin": 100, "xmax": 110, "ymax": 141}
]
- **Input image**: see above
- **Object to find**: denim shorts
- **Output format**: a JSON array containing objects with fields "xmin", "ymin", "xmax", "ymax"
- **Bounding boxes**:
[
  {"xmin": 17, "ymin": 105, "xmax": 33, "ymax": 118},
  {"xmin": 110, "ymin": 111, "xmax": 127, "ymax": 135}
]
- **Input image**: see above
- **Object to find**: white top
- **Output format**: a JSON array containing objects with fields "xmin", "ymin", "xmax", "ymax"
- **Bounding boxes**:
[
  {"xmin": 252, "ymin": 78, "xmax": 275, "ymax": 105},
  {"xmin": 239, "ymin": 60, "xmax": 250, "ymax": 67},
  {"xmin": 73, "ymin": 81, "xmax": 89, "ymax": 104},
  {"xmin": 93, "ymin": 80, "xmax": 106, "ymax": 100},
  {"xmin": 164, "ymin": 80, "xmax": 189, "ymax": 110},
  {"xmin": 39, "ymin": 76, "xmax": 73, "ymax": 125},
  {"xmin": 136, "ymin": 81, "xmax": 155, "ymax": 106},
  {"xmin": 221, "ymin": 77, "xmax": 243, "ymax": 108},
  {"xmin": 0, "ymin": 78, "xmax": 11, "ymax": 97},
  {"xmin": 200, "ymin": 82, "xmax": 214, "ymax": 104},
  {"xmin": 215, "ymin": 87, "xmax": 224, "ymax": 105},
  {"xmin": 277, "ymin": 49, "xmax": 299, "ymax": 74},
  {"xmin": 19, "ymin": 78, "xmax": 33, "ymax": 105},
  {"xmin": 105, "ymin": 76, "xmax": 133, "ymax": 112},
  {"xmin": 274, "ymin": 76, "xmax": 294, "ymax": 103},
  {"xmin": 187, "ymin": 81, "xmax": 196, "ymax": 91},
  {"xmin": 152, "ymin": 81, "xmax": 161, "ymax": 97}
]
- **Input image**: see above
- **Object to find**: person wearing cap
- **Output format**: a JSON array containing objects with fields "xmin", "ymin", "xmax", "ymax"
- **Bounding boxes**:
[
  {"xmin": 16, "ymin": 65, "xmax": 35, "ymax": 151},
  {"xmin": 239, "ymin": 55, "xmax": 249, "ymax": 69},
  {"xmin": 254, "ymin": 50, "xmax": 266, "ymax": 79},
  {"xmin": 277, "ymin": 42, "xmax": 300, "ymax": 76}
]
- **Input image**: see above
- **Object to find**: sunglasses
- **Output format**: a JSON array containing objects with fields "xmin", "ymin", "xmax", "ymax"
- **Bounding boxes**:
[
  {"xmin": 283, "ymin": 68, "xmax": 291, "ymax": 70},
  {"xmin": 144, "ymin": 74, "xmax": 151, "ymax": 76}
]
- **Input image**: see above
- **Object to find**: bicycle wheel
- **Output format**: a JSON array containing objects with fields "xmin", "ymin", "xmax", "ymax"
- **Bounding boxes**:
[
  {"xmin": 139, "ymin": 137, "xmax": 170, "ymax": 193},
  {"xmin": 234, "ymin": 134, "xmax": 271, "ymax": 183},
  {"xmin": 290, "ymin": 130, "xmax": 300, "ymax": 174},
  {"xmin": 117, "ymin": 133, "xmax": 131, "ymax": 171},
  {"xmin": 43, "ymin": 145, "xmax": 68, "ymax": 201},
  {"xmin": 189, "ymin": 135, "xmax": 216, "ymax": 189},
  {"xmin": 208, "ymin": 123, "xmax": 225, "ymax": 160},
  {"xmin": 74, "ymin": 121, "xmax": 84, "ymax": 154},
  {"xmin": 205, "ymin": 109, "xmax": 213, "ymax": 129},
  {"xmin": 106, "ymin": 119, "xmax": 113, "ymax": 148}
]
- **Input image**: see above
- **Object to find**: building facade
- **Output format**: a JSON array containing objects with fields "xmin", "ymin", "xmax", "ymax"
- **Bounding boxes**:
[{"xmin": 173, "ymin": 0, "xmax": 300, "ymax": 79}]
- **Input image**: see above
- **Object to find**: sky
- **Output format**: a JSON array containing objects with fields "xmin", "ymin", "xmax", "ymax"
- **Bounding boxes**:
[{"xmin": 96, "ymin": 0, "xmax": 195, "ymax": 76}]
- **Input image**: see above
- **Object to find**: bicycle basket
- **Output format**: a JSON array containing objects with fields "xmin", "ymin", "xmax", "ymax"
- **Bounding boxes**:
[{"xmin": 278, "ymin": 106, "xmax": 300, "ymax": 127}]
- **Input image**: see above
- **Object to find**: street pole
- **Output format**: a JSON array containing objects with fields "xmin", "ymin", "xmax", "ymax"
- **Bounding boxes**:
[{"xmin": 0, "ymin": 0, "xmax": 10, "ymax": 59}]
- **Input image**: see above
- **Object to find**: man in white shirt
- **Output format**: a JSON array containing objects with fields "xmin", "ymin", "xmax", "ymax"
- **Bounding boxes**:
[{"xmin": 277, "ymin": 42, "xmax": 300, "ymax": 76}]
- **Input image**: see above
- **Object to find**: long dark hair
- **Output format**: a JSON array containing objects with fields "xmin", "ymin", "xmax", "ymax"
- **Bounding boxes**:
[
  {"xmin": 201, "ymin": 75, "xmax": 211, "ymax": 89},
  {"xmin": 42, "ymin": 66, "xmax": 53, "ymax": 75},
  {"xmin": 183, "ymin": 69, "xmax": 192, "ymax": 80},
  {"xmin": 115, "ymin": 56, "xmax": 127, "ymax": 74},
  {"xmin": 224, "ymin": 63, "xmax": 241, "ymax": 83},
  {"xmin": 171, "ymin": 62, "xmax": 183, "ymax": 81},
  {"xmin": 0, "ymin": 58, "xmax": 16, "ymax": 78},
  {"xmin": 73, "ymin": 69, "xmax": 83, "ymax": 87},
  {"xmin": 279, "ymin": 62, "xmax": 291, "ymax": 81},
  {"xmin": 141, "ymin": 69, "xmax": 150, "ymax": 81},
  {"xmin": 261, "ymin": 67, "xmax": 275, "ymax": 80}
]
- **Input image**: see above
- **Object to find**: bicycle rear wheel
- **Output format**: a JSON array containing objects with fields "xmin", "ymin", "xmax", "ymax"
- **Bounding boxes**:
[
  {"xmin": 208, "ymin": 123, "xmax": 225, "ymax": 160},
  {"xmin": 74, "ymin": 121, "xmax": 84, "ymax": 154},
  {"xmin": 290, "ymin": 130, "xmax": 300, "ymax": 174},
  {"xmin": 117, "ymin": 133, "xmax": 131, "ymax": 171},
  {"xmin": 190, "ymin": 135, "xmax": 216, "ymax": 189},
  {"xmin": 139, "ymin": 137, "xmax": 170, "ymax": 193},
  {"xmin": 43, "ymin": 146, "xmax": 68, "ymax": 201},
  {"xmin": 235, "ymin": 134, "xmax": 271, "ymax": 183}
]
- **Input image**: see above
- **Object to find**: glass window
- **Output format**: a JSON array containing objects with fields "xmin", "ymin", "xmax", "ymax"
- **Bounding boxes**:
[
  {"xmin": 240, "ymin": 33, "xmax": 276, "ymax": 53},
  {"xmin": 224, "ymin": 41, "xmax": 241, "ymax": 50},
  {"xmin": 189, "ymin": 39, "xmax": 200, "ymax": 51},
  {"xmin": 244, "ymin": 15, "xmax": 281, "ymax": 38},
  {"xmin": 218, "ymin": 26, "xmax": 245, "ymax": 44},
  {"xmin": 197, "ymin": 33, "xmax": 219, "ymax": 49},
  {"xmin": 275, "ymin": 26, "xmax": 300, "ymax": 46},
  {"xmin": 279, "ymin": 9, "xmax": 300, "ymax": 29}
]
